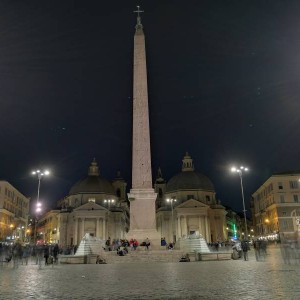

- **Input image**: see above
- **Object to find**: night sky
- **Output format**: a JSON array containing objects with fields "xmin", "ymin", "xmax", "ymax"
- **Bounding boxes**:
[{"xmin": 1, "ymin": 1, "xmax": 300, "ymax": 214}]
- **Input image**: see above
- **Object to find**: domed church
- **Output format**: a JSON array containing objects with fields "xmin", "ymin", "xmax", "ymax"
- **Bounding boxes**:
[
  {"xmin": 155, "ymin": 153, "xmax": 227, "ymax": 244},
  {"xmin": 56, "ymin": 159, "xmax": 129, "ymax": 247},
  {"xmin": 54, "ymin": 154, "xmax": 226, "ymax": 247}
]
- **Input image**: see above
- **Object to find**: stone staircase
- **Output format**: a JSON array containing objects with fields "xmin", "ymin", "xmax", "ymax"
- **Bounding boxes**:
[
  {"xmin": 101, "ymin": 250, "xmax": 184, "ymax": 264},
  {"xmin": 178, "ymin": 236, "xmax": 210, "ymax": 253},
  {"xmin": 74, "ymin": 233, "xmax": 105, "ymax": 256}
]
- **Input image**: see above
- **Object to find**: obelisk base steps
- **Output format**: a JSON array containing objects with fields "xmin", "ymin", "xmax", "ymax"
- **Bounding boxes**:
[{"xmin": 127, "ymin": 188, "xmax": 161, "ymax": 248}]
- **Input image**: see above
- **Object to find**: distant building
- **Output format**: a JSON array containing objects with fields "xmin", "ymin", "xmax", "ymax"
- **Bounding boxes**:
[
  {"xmin": 36, "ymin": 210, "xmax": 60, "ymax": 244},
  {"xmin": 0, "ymin": 181, "xmax": 30, "ymax": 242},
  {"xmin": 55, "ymin": 159, "xmax": 129, "ymax": 247},
  {"xmin": 155, "ymin": 153, "xmax": 227, "ymax": 244},
  {"xmin": 252, "ymin": 172, "xmax": 300, "ymax": 241}
]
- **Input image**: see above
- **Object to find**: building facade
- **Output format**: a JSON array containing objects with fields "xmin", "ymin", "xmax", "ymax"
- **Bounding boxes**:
[
  {"xmin": 53, "ymin": 159, "xmax": 129, "ymax": 247},
  {"xmin": 252, "ymin": 172, "xmax": 300, "ymax": 241},
  {"xmin": 0, "ymin": 181, "xmax": 30, "ymax": 242},
  {"xmin": 155, "ymin": 153, "xmax": 227, "ymax": 244}
]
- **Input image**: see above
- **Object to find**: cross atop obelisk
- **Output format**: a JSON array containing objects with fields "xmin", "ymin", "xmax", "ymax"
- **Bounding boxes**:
[
  {"xmin": 133, "ymin": 5, "xmax": 144, "ymax": 29},
  {"xmin": 127, "ymin": 6, "xmax": 161, "ymax": 246}
]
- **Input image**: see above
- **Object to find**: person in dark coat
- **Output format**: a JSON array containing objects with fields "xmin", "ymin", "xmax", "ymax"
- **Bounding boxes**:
[
  {"xmin": 241, "ymin": 240, "xmax": 250, "ymax": 261},
  {"xmin": 53, "ymin": 244, "xmax": 59, "ymax": 263},
  {"xmin": 43, "ymin": 245, "xmax": 50, "ymax": 265}
]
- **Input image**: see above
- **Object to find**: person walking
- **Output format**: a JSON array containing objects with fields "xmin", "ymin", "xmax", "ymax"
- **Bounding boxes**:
[
  {"xmin": 241, "ymin": 240, "xmax": 250, "ymax": 261},
  {"xmin": 145, "ymin": 238, "xmax": 150, "ymax": 250}
]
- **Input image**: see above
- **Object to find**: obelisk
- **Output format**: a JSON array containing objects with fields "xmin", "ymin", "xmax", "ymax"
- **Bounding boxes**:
[{"xmin": 127, "ymin": 6, "xmax": 160, "ymax": 246}]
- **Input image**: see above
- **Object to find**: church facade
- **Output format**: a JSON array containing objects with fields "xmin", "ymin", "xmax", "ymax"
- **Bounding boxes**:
[
  {"xmin": 55, "ymin": 159, "xmax": 129, "ymax": 246},
  {"xmin": 155, "ymin": 153, "xmax": 226, "ymax": 244}
]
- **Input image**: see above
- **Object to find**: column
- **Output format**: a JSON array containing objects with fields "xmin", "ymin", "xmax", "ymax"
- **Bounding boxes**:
[
  {"xmin": 81, "ymin": 218, "xmax": 85, "ymax": 238},
  {"xmin": 96, "ymin": 218, "xmax": 100, "ymax": 238},
  {"xmin": 74, "ymin": 217, "xmax": 78, "ymax": 245},
  {"xmin": 198, "ymin": 216, "xmax": 202, "ymax": 237},
  {"xmin": 177, "ymin": 216, "xmax": 182, "ymax": 238},
  {"xmin": 102, "ymin": 218, "xmax": 106, "ymax": 240},
  {"xmin": 205, "ymin": 216, "xmax": 210, "ymax": 242},
  {"xmin": 183, "ymin": 216, "xmax": 188, "ymax": 237}
]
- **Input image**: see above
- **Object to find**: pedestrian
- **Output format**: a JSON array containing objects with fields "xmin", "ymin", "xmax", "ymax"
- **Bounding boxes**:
[
  {"xmin": 241, "ymin": 240, "xmax": 250, "ymax": 261},
  {"xmin": 53, "ymin": 244, "xmax": 59, "ymax": 264},
  {"xmin": 43, "ymin": 244, "xmax": 50, "ymax": 265},
  {"xmin": 145, "ymin": 238, "xmax": 150, "ymax": 250}
]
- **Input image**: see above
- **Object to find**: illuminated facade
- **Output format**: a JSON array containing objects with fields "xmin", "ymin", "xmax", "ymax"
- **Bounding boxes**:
[
  {"xmin": 0, "ymin": 181, "xmax": 30, "ymax": 242},
  {"xmin": 252, "ymin": 172, "xmax": 300, "ymax": 240},
  {"xmin": 155, "ymin": 153, "xmax": 227, "ymax": 244},
  {"xmin": 54, "ymin": 159, "xmax": 129, "ymax": 247}
]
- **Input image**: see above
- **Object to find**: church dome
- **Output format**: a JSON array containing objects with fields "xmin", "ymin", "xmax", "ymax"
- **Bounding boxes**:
[
  {"xmin": 69, "ymin": 159, "xmax": 115, "ymax": 195},
  {"xmin": 166, "ymin": 153, "xmax": 215, "ymax": 192}
]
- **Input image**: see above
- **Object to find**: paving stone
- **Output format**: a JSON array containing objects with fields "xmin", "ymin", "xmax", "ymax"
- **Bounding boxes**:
[{"xmin": 0, "ymin": 245, "xmax": 299, "ymax": 300}]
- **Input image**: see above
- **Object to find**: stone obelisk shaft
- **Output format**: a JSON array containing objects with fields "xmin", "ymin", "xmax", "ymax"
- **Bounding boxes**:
[
  {"xmin": 127, "ymin": 13, "xmax": 160, "ymax": 245},
  {"xmin": 132, "ymin": 26, "xmax": 152, "ymax": 189}
]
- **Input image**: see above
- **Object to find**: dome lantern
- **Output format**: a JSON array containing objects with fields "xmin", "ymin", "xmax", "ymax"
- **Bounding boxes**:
[
  {"xmin": 88, "ymin": 158, "xmax": 100, "ymax": 176},
  {"xmin": 182, "ymin": 152, "xmax": 194, "ymax": 172}
]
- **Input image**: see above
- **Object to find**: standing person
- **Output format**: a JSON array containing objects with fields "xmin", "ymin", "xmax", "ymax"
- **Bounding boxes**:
[
  {"xmin": 53, "ymin": 244, "xmax": 59, "ymax": 264},
  {"xmin": 241, "ymin": 240, "xmax": 250, "ymax": 261},
  {"xmin": 43, "ymin": 244, "xmax": 49, "ymax": 265},
  {"xmin": 145, "ymin": 238, "xmax": 150, "ymax": 250}
]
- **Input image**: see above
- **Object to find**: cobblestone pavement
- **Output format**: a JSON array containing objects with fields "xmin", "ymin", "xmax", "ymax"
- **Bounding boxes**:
[{"xmin": 0, "ymin": 245, "xmax": 299, "ymax": 300}]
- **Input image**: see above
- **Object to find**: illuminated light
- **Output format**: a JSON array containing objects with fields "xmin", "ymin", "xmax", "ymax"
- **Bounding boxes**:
[
  {"xmin": 36, "ymin": 202, "xmax": 42, "ymax": 207},
  {"xmin": 104, "ymin": 200, "xmax": 107, "ymax": 203},
  {"xmin": 166, "ymin": 199, "xmax": 170, "ymax": 202},
  {"xmin": 231, "ymin": 167, "xmax": 237, "ymax": 172},
  {"xmin": 112, "ymin": 200, "xmax": 115, "ymax": 203},
  {"xmin": 32, "ymin": 171, "xmax": 36, "ymax": 175},
  {"xmin": 44, "ymin": 170, "xmax": 50, "ymax": 175}
]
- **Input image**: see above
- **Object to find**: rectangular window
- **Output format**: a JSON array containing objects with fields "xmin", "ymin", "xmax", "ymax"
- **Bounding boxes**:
[
  {"xmin": 282, "ymin": 212, "xmax": 287, "ymax": 216},
  {"xmin": 280, "ymin": 195, "xmax": 285, "ymax": 203},
  {"xmin": 290, "ymin": 181, "xmax": 299, "ymax": 189},
  {"xmin": 294, "ymin": 195, "xmax": 299, "ymax": 203},
  {"xmin": 278, "ymin": 182, "xmax": 283, "ymax": 190},
  {"xmin": 282, "ymin": 220, "xmax": 288, "ymax": 229},
  {"xmin": 206, "ymin": 195, "xmax": 210, "ymax": 202}
]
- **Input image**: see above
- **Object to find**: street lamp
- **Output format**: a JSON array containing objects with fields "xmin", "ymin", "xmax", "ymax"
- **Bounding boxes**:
[
  {"xmin": 166, "ymin": 197, "xmax": 177, "ymax": 243},
  {"xmin": 32, "ymin": 169, "xmax": 50, "ymax": 244},
  {"xmin": 103, "ymin": 199, "xmax": 115, "ymax": 210},
  {"xmin": 231, "ymin": 166, "xmax": 249, "ymax": 240}
]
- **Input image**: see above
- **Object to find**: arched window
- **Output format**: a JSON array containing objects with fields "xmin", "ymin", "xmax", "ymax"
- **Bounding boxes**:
[
  {"xmin": 159, "ymin": 188, "xmax": 163, "ymax": 197},
  {"xmin": 116, "ymin": 188, "xmax": 121, "ymax": 198}
]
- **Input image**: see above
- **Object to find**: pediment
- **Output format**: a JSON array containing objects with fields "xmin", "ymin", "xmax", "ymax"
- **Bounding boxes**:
[
  {"xmin": 74, "ymin": 201, "xmax": 107, "ymax": 211},
  {"xmin": 176, "ymin": 199, "xmax": 209, "ymax": 209}
]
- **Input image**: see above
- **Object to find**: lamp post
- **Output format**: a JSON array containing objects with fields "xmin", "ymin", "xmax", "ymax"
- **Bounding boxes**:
[
  {"xmin": 231, "ymin": 166, "xmax": 249, "ymax": 240},
  {"xmin": 166, "ymin": 197, "xmax": 177, "ymax": 243},
  {"xmin": 32, "ymin": 169, "xmax": 50, "ymax": 244}
]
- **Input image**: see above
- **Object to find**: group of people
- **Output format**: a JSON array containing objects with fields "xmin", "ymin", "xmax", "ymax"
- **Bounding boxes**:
[
  {"xmin": 0, "ymin": 241, "xmax": 60, "ymax": 267},
  {"xmin": 103, "ymin": 237, "xmax": 152, "ymax": 256}
]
